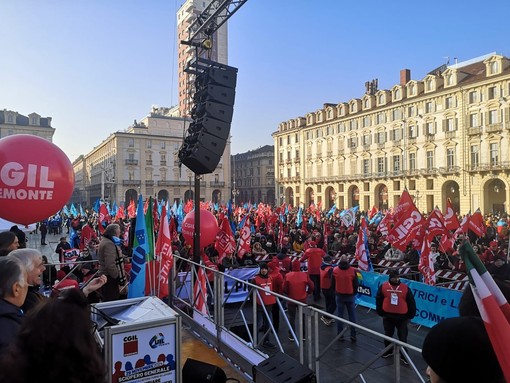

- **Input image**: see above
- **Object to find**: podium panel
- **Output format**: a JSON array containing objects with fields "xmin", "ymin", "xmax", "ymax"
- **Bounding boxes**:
[{"xmin": 92, "ymin": 296, "xmax": 181, "ymax": 383}]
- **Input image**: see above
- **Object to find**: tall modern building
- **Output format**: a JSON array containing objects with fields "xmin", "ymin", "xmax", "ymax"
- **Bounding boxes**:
[
  {"xmin": 273, "ymin": 53, "xmax": 510, "ymax": 215},
  {"xmin": 231, "ymin": 145, "xmax": 275, "ymax": 205},
  {"xmin": 176, "ymin": 0, "xmax": 228, "ymax": 117},
  {"xmin": 0, "ymin": 109, "xmax": 55, "ymax": 141},
  {"xmin": 71, "ymin": 106, "xmax": 231, "ymax": 207}
]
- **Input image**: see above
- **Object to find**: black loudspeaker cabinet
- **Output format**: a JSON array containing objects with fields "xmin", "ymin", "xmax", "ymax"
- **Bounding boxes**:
[
  {"xmin": 253, "ymin": 352, "xmax": 316, "ymax": 383},
  {"xmin": 182, "ymin": 358, "xmax": 227, "ymax": 383}
]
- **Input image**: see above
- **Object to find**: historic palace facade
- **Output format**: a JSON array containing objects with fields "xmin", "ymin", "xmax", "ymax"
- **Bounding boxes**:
[{"xmin": 273, "ymin": 53, "xmax": 510, "ymax": 215}]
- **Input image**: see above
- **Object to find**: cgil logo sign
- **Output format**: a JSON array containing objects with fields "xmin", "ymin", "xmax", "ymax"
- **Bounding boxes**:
[{"xmin": 123, "ymin": 335, "xmax": 139, "ymax": 356}]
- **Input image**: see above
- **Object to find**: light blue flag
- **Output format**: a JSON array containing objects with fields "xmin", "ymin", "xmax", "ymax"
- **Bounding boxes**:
[
  {"xmin": 296, "ymin": 207, "xmax": 303, "ymax": 228},
  {"xmin": 369, "ymin": 211, "xmax": 383, "ymax": 226},
  {"xmin": 112, "ymin": 202, "xmax": 118, "ymax": 217},
  {"xmin": 128, "ymin": 195, "xmax": 148, "ymax": 298},
  {"xmin": 63, "ymin": 205, "xmax": 70, "ymax": 216},
  {"xmin": 308, "ymin": 215, "xmax": 314, "ymax": 226},
  {"xmin": 176, "ymin": 201, "xmax": 184, "ymax": 232},
  {"xmin": 352, "ymin": 205, "xmax": 360, "ymax": 214},
  {"xmin": 326, "ymin": 204, "xmax": 337, "ymax": 218},
  {"xmin": 70, "ymin": 204, "xmax": 78, "ymax": 217},
  {"xmin": 79, "ymin": 204, "xmax": 85, "ymax": 216}
]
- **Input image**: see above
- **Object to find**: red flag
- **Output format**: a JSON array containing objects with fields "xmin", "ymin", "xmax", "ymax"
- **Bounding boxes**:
[
  {"xmin": 393, "ymin": 189, "xmax": 415, "ymax": 222},
  {"xmin": 80, "ymin": 224, "xmax": 97, "ymax": 250},
  {"xmin": 215, "ymin": 217, "xmax": 236, "ymax": 262},
  {"xmin": 427, "ymin": 209, "xmax": 449, "ymax": 239},
  {"xmin": 444, "ymin": 198, "xmax": 460, "ymax": 231},
  {"xmin": 378, "ymin": 212, "xmax": 393, "ymax": 236},
  {"xmin": 154, "ymin": 205, "xmax": 174, "ymax": 299},
  {"xmin": 184, "ymin": 200, "xmax": 193, "ymax": 214},
  {"xmin": 98, "ymin": 204, "xmax": 111, "ymax": 234},
  {"xmin": 193, "ymin": 267, "xmax": 208, "ymax": 316},
  {"xmin": 116, "ymin": 206, "xmax": 125, "ymax": 221},
  {"xmin": 387, "ymin": 205, "xmax": 424, "ymax": 251},
  {"xmin": 278, "ymin": 221, "xmax": 284, "ymax": 248},
  {"xmin": 368, "ymin": 205, "xmax": 378, "ymax": 220},
  {"xmin": 237, "ymin": 216, "xmax": 251, "ymax": 259},
  {"xmin": 469, "ymin": 209, "xmax": 487, "ymax": 237},
  {"xmin": 460, "ymin": 212, "xmax": 471, "ymax": 233},
  {"xmin": 419, "ymin": 234, "xmax": 436, "ymax": 285},
  {"xmin": 127, "ymin": 199, "xmax": 136, "ymax": 219},
  {"xmin": 153, "ymin": 200, "xmax": 160, "ymax": 235}
]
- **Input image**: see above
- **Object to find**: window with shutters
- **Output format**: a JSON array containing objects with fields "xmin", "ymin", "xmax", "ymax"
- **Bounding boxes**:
[
  {"xmin": 447, "ymin": 148, "xmax": 455, "ymax": 168},
  {"xmin": 488, "ymin": 87, "xmax": 497, "ymax": 100},
  {"xmin": 393, "ymin": 155, "xmax": 401, "ymax": 172},
  {"xmin": 469, "ymin": 91, "xmax": 478, "ymax": 104},
  {"xmin": 409, "ymin": 153, "xmax": 416, "ymax": 171},
  {"xmin": 445, "ymin": 96, "xmax": 454, "ymax": 109},
  {"xmin": 363, "ymin": 159, "xmax": 370, "ymax": 174},
  {"xmin": 490, "ymin": 143, "xmax": 499, "ymax": 165},
  {"xmin": 426, "ymin": 151, "xmax": 434, "ymax": 169},
  {"xmin": 426, "ymin": 122, "xmax": 435, "ymax": 135},
  {"xmin": 470, "ymin": 113, "xmax": 479, "ymax": 128},
  {"xmin": 471, "ymin": 145, "xmax": 479, "ymax": 168},
  {"xmin": 488, "ymin": 110, "xmax": 499, "ymax": 124},
  {"xmin": 408, "ymin": 124, "xmax": 418, "ymax": 138},
  {"xmin": 425, "ymin": 101, "xmax": 434, "ymax": 113},
  {"xmin": 377, "ymin": 158, "xmax": 385, "ymax": 174},
  {"xmin": 445, "ymin": 118, "xmax": 456, "ymax": 132}
]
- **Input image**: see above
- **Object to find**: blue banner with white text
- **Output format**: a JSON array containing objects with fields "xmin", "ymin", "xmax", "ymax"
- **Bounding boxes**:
[{"xmin": 355, "ymin": 271, "xmax": 462, "ymax": 328}]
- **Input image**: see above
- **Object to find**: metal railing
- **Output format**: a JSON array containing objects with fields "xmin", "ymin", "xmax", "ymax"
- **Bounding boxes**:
[{"xmin": 169, "ymin": 255, "xmax": 427, "ymax": 383}]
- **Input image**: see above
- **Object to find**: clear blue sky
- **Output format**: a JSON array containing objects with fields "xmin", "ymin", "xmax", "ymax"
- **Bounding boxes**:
[{"xmin": 1, "ymin": 0, "xmax": 509, "ymax": 162}]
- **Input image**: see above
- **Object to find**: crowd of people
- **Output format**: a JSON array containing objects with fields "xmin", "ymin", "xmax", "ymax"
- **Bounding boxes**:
[{"xmin": 0, "ymin": 201, "xmax": 509, "ymax": 382}]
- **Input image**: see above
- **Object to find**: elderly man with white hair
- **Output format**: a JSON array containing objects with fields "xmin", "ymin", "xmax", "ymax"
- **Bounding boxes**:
[{"xmin": 10, "ymin": 249, "xmax": 106, "ymax": 313}]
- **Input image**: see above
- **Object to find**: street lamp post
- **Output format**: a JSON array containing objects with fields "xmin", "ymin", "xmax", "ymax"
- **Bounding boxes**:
[{"xmin": 232, "ymin": 187, "xmax": 240, "ymax": 206}]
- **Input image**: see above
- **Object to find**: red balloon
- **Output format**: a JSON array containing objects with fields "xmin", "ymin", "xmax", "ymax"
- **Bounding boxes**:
[
  {"xmin": 182, "ymin": 209, "xmax": 219, "ymax": 248},
  {"xmin": 0, "ymin": 135, "xmax": 74, "ymax": 224}
]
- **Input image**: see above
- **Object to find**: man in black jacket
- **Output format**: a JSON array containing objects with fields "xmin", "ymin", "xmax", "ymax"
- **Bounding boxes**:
[
  {"xmin": 0, "ymin": 257, "xmax": 28, "ymax": 351},
  {"xmin": 376, "ymin": 270, "xmax": 416, "ymax": 363}
]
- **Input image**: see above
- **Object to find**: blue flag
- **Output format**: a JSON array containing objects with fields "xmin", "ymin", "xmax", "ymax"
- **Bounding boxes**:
[
  {"xmin": 79, "ymin": 204, "xmax": 85, "ymax": 216},
  {"xmin": 93, "ymin": 199, "xmax": 100, "ymax": 213},
  {"xmin": 63, "ymin": 205, "xmax": 70, "ymax": 216},
  {"xmin": 308, "ymin": 215, "xmax": 314, "ymax": 226},
  {"xmin": 128, "ymin": 195, "xmax": 148, "ymax": 298}
]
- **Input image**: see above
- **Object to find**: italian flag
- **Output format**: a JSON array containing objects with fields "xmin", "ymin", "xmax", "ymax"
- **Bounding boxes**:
[{"xmin": 460, "ymin": 241, "xmax": 510, "ymax": 381}]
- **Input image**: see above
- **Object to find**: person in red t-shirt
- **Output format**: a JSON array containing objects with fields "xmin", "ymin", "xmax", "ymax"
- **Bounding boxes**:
[
  {"xmin": 301, "ymin": 241, "xmax": 326, "ymax": 301},
  {"xmin": 333, "ymin": 255, "xmax": 358, "ymax": 342},
  {"xmin": 283, "ymin": 260, "xmax": 314, "ymax": 342},
  {"xmin": 268, "ymin": 260, "xmax": 284, "ymax": 332},
  {"xmin": 252, "ymin": 263, "xmax": 277, "ymax": 348}
]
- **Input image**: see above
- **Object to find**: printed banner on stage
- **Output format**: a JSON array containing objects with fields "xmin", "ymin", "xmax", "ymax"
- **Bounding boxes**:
[
  {"xmin": 111, "ymin": 323, "xmax": 177, "ymax": 383},
  {"xmin": 355, "ymin": 271, "xmax": 462, "ymax": 328},
  {"xmin": 177, "ymin": 267, "xmax": 259, "ymax": 304}
]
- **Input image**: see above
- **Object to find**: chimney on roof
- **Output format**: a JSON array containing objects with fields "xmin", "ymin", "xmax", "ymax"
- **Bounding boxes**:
[{"xmin": 400, "ymin": 69, "xmax": 411, "ymax": 85}]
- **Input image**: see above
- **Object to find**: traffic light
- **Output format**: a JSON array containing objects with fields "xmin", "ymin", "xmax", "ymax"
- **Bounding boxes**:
[{"xmin": 179, "ymin": 62, "xmax": 238, "ymax": 174}]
